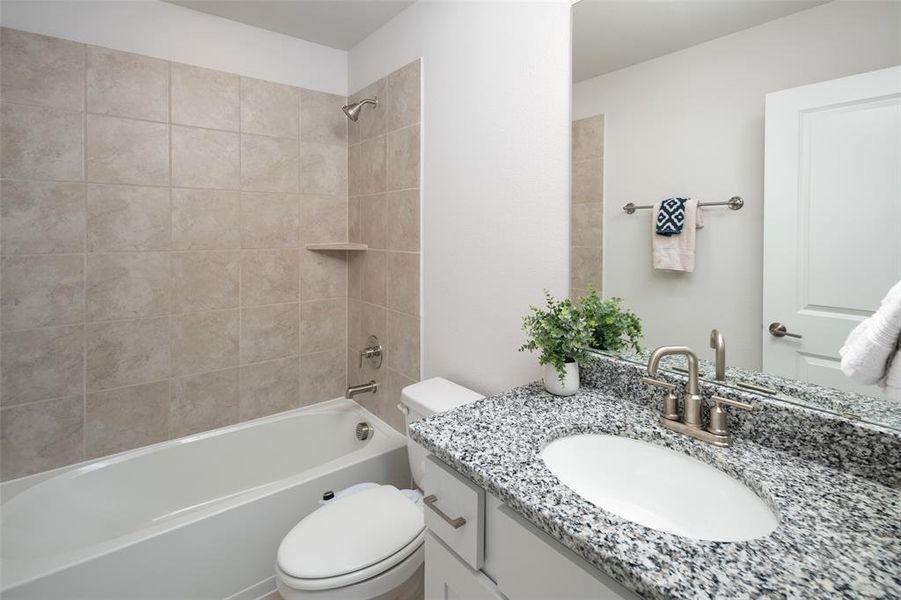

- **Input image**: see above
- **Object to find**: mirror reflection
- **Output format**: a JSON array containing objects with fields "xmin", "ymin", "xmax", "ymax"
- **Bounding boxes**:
[{"xmin": 570, "ymin": 0, "xmax": 901, "ymax": 430}]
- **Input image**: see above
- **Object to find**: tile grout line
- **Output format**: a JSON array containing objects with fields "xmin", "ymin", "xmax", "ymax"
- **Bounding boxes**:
[
  {"xmin": 1, "ymin": 296, "xmax": 348, "ymax": 336},
  {"xmin": 343, "ymin": 93, "xmax": 351, "ymax": 393},
  {"xmin": 2, "ymin": 96, "xmax": 325, "ymax": 143},
  {"xmin": 1, "ymin": 393, "xmax": 87, "ymax": 412},
  {"xmin": 55, "ymin": 347, "xmax": 319, "ymax": 406},
  {"xmin": 81, "ymin": 41, "xmax": 88, "ymax": 460},
  {"xmin": 296, "ymin": 87, "xmax": 302, "ymax": 386},
  {"xmin": 15, "ymin": 246, "xmax": 329, "ymax": 258},
  {"xmin": 2, "ymin": 248, "xmax": 314, "ymax": 259},
  {"xmin": 0, "ymin": 175, "xmax": 351, "ymax": 198},
  {"xmin": 237, "ymin": 75, "xmax": 245, "ymax": 417},
  {"xmin": 167, "ymin": 58, "xmax": 174, "ymax": 440},
  {"xmin": 148, "ymin": 58, "xmax": 173, "ymax": 440}
]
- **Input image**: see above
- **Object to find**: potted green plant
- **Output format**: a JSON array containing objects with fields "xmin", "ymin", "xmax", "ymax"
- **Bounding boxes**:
[
  {"xmin": 577, "ymin": 288, "xmax": 642, "ymax": 354},
  {"xmin": 519, "ymin": 290, "xmax": 593, "ymax": 396}
]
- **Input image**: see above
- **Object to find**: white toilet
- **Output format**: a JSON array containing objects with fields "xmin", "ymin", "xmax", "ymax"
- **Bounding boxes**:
[{"xmin": 275, "ymin": 378, "xmax": 484, "ymax": 600}]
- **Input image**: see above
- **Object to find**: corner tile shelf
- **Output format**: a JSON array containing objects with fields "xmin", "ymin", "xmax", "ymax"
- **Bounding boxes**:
[{"xmin": 305, "ymin": 243, "xmax": 368, "ymax": 251}]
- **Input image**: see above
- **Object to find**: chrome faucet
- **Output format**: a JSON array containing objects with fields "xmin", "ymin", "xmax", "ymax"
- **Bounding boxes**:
[
  {"xmin": 709, "ymin": 329, "xmax": 726, "ymax": 381},
  {"xmin": 642, "ymin": 345, "xmax": 751, "ymax": 447},
  {"xmin": 346, "ymin": 380, "xmax": 378, "ymax": 399}
]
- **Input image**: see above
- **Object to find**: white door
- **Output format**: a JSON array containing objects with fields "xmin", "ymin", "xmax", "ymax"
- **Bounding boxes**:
[{"xmin": 762, "ymin": 66, "xmax": 901, "ymax": 396}]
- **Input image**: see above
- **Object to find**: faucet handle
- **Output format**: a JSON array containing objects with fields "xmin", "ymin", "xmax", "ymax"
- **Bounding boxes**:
[
  {"xmin": 711, "ymin": 395, "xmax": 753, "ymax": 410},
  {"xmin": 641, "ymin": 377, "xmax": 680, "ymax": 421},
  {"xmin": 358, "ymin": 335, "xmax": 383, "ymax": 369},
  {"xmin": 641, "ymin": 377, "xmax": 674, "ymax": 390},
  {"xmin": 707, "ymin": 395, "xmax": 752, "ymax": 436}
]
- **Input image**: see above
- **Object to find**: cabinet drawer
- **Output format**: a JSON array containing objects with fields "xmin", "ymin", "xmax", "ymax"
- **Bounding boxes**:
[
  {"xmin": 425, "ymin": 532, "xmax": 505, "ymax": 600},
  {"xmin": 493, "ymin": 505, "xmax": 640, "ymax": 600},
  {"xmin": 422, "ymin": 456, "xmax": 485, "ymax": 569}
]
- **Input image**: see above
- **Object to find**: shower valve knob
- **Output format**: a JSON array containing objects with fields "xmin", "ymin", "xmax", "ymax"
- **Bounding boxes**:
[{"xmin": 358, "ymin": 335, "xmax": 383, "ymax": 369}]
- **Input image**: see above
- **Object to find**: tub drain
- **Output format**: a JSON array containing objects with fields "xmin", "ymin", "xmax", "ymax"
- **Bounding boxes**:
[{"xmin": 355, "ymin": 422, "xmax": 373, "ymax": 441}]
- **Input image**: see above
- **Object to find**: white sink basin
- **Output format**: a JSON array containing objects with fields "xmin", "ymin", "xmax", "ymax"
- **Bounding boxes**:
[{"xmin": 541, "ymin": 434, "xmax": 778, "ymax": 542}]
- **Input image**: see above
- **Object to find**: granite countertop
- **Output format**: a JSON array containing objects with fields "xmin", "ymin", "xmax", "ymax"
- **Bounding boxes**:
[{"xmin": 409, "ymin": 383, "xmax": 901, "ymax": 599}]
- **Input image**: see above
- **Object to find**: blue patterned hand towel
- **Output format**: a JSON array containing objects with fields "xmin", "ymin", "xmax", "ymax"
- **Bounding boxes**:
[{"xmin": 656, "ymin": 197, "xmax": 688, "ymax": 236}]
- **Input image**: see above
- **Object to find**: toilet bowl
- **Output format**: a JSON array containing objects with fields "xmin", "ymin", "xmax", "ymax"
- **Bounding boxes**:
[{"xmin": 275, "ymin": 378, "xmax": 484, "ymax": 600}]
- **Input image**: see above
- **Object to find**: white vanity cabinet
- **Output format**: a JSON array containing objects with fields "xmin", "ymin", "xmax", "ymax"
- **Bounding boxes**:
[
  {"xmin": 424, "ymin": 533, "xmax": 503, "ymax": 600},
  {"xmin": 422, "ymin": 457, "xmax": 640, "ymax": 600}
]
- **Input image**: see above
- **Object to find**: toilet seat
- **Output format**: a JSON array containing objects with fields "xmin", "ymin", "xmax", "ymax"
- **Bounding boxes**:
[
  {"xmin": 277, "ymin": 531, "xmax": 424, "ymax": 591},
  {"xmin": 277, "ymin": 485, "xmax": 424, "ymax": 593}
]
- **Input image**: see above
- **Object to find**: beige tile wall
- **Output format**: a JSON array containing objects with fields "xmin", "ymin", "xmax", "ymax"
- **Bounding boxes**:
[
  {"xmin": 571, "ymin": 115, "xmax": 604, "ymax": 298},
  {"xmin": 347, "ymin": 61, "xmax": 421, "ymax": 432},
  {"xmin": 0, "ymin": 28, "xmax": 350, "ymax": 480}
]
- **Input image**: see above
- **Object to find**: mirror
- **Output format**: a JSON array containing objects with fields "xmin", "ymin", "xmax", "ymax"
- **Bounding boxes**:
[{"xmin": 570, "ymin": 0, "xmax": 901, "ymax": 430}]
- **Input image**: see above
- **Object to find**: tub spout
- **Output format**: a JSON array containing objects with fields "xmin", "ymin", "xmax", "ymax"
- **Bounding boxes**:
[{"xmin": 346, "ymin": 380, "xmax": 378, "ymax": 399}]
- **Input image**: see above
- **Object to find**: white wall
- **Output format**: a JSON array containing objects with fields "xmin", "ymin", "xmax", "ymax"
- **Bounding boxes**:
[
  {"xmin": 573, "ymin": 0, "xmax": 901, "ymax": 370},
  {"xmin": 349, "ymin": 2, "xmax": 572, "ymax": 395},
  {"xmin": 0, "ymin": 0, "xmax": 347, "ymax": 94}
]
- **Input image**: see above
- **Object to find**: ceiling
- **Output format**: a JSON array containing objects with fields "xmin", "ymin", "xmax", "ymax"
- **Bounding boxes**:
[
  {"xmin": 573, "ymin": 0, "xmax": 829, "ymax": 83},
  {"xmin": 166, "ymin": 0, "xmax": 414, "ymax": 50}
]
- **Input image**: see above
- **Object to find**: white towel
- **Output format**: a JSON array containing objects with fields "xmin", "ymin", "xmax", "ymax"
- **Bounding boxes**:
[
  {"xmin": 884, "ymin": 349, "xmax": 901, "ymax": 401},
  {"xmin": 839, "ymin": 279, "xmax": 901, "ymax": 398},
  {"xmin": 652, "ymin": 198, "xmax": 704, "ymax": 272}
]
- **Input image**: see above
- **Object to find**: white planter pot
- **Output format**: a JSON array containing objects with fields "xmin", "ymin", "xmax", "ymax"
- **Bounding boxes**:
[{"xmin": 543, "ymin": 362, "xmax": 579, "ymax": 396}]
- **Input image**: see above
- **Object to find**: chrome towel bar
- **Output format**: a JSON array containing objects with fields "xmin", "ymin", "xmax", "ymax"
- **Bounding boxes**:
[{"xmin": 622, "ymin": 196, "xmax": 744, "ymax": 214}]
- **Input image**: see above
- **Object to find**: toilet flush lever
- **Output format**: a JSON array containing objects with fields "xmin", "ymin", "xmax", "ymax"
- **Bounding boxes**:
[{"xmin": 359, "ymin": 335, "xmax": 383, "ymax": 369}]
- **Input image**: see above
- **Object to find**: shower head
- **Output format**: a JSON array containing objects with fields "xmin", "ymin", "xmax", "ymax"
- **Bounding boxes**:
[{"xmin": 342, "ymin": 97, "xmax": 378, "ymax": 122}]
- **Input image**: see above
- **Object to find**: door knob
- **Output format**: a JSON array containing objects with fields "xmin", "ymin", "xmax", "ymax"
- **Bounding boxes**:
[{"xmin": 768, "ymin": 322, "xmax": 802, "ymax": 339}]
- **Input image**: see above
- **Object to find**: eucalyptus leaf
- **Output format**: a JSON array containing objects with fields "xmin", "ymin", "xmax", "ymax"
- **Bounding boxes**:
[
  {"xmin": 578, "ymin": 288, "xmax": 642, "ymax": 354},
  {"xmin": 519, "ymin": 290, "xmax": 594, "ymax": 383}
]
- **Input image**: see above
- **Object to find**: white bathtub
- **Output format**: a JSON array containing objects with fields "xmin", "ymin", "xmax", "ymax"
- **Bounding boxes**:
[{"xmin": 0, "ymin": 398, "xmax": 410, "ymax": 600}]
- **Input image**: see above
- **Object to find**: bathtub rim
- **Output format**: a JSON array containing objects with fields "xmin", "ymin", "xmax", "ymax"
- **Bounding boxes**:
[
  {"xmin": 1, "ymin": 397, "xmax": 409, "ymax": 592},
  {"xmin": 2, "ymin": 396, "xmax": 402, "ymax": 497}
]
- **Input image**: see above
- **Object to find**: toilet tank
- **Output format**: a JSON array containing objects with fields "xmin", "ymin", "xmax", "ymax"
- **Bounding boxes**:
[{"xmin": 399, "ymin": 378, "xmax": 484, "ymax": 486}]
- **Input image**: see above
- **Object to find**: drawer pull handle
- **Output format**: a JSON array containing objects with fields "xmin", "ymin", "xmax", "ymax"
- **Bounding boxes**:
[{"xmin": 423, "ymin": 494, "xmax": 466, "ymax": 528}]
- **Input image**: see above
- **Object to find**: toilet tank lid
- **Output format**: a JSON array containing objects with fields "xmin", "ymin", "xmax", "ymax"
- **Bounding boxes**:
[{"xmin": 400, "ymin": 377, "xmax": 484, "ymax": 416}]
